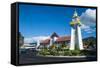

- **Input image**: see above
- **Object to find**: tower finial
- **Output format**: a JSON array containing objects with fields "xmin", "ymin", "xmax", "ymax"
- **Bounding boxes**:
[{"xmin": 73, "ymin": 8, "xmax": 78, "ymax": 18}]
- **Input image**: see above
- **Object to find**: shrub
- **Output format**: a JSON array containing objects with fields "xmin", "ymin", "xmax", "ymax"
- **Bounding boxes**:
[
  {"xmin": 80, "ymin": 50, "xmax": 96, "ymax": 56},
  {"xmin": 64, "ymin": 50, "xmax": 72, "ymax": 56},
  {"xmin": 71, "ymin": 50, "xmax": 80, "ymax": 56},
  {"xmin": 49, "ymin": 50, "xmax": 59, "ymax": 56}
]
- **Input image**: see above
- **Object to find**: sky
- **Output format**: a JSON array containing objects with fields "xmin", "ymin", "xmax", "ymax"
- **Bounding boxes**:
[{"xmin": 19, "ymin": 4, "xmax": 96, "ymax": 43}]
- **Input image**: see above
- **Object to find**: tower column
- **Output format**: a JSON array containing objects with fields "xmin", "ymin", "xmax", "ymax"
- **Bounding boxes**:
[
  {"xmin": 50, "ymin": 38, "xmax": 53, "ymax": 47},
  {"xmin": 77, "ymin": 26, "xmax": 84, "ymax": 50},
  {"xmin": 70, "ymin": 27, "xmax": 75, "ymax": 50}
]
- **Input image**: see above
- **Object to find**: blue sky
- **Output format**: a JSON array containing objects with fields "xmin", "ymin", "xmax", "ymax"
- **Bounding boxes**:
[{"xmin": 19, "ymin": 4, "xmax": 96, "ymax": 39}]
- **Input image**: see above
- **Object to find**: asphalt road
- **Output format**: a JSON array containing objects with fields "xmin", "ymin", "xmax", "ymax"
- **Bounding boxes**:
[{"xmin": 19, "ymin": 51, "xmax": 97, "ymax": 64}]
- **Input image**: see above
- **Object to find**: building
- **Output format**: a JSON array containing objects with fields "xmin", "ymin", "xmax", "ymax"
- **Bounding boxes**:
[
  {"xmin": 19, "ymin": 32, "xmax": 24, "ymax": 47},
  {"xmin": 39, "ymin": 32, "xmax": 71, "ymax": 49}
]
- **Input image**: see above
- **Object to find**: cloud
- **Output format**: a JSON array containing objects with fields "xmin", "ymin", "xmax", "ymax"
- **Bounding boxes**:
[
  {"xmin": 80, "ymin": 9, "xmax": 96, "ymax": 34},
  {"xmin": 81, "ymin": 24, "xmax": 90, "ymax": 29},
  {"xmin": 24, "ymin": 36, "xmax": 50, "ymax": 43},
  {"xmin": 80, "ymin": 9, "xmax": 96, "ymax": 26},
  {"xmin": 81, "ymin": 24, "xmax": 96, "ymax": 34}
]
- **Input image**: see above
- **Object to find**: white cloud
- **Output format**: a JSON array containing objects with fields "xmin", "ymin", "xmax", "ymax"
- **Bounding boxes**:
[
  {"xmin": 81, "ymin": 24, "xmax": 96, "ymax": 34},
  {"xmin": 24, "ymin": 38, "xmax": 33, "ymax": 43},
  {"xmin": 86, "ymin": 31, "xmax": 93, "ymax": 34},
  {"xmin": 81, "ymin": 24, "xmax": 90, "ymax": 29},
  {"xmin": 80, "ymin": 9, "xmax": 96, "ymax": 26},
  {"xmin": 80, "ymin": 9, "xmax": 96, "ymax": 34},
  {"xmin": 81, "ymin": 24, "xmax": 91, "ymax": 32},
  {"xmin": 24, "ymin": 36, "xmax": 50, "ymax": 43}
]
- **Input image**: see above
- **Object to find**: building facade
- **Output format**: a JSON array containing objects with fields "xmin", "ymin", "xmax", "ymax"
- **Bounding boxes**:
[{"xmin": 39, "ymin": 32, "xmax": 71, "ymax": 49}]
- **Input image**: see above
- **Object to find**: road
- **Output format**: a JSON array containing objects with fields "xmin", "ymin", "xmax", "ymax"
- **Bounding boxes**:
[{"xmin": 19, "ymin": 50, "xmax": 97, "ymax": 64}]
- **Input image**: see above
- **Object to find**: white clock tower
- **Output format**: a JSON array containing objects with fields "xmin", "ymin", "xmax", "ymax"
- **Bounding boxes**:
[{"xmin": 70, "ymin": 9, "xmax": 84, "ymax": 50}]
